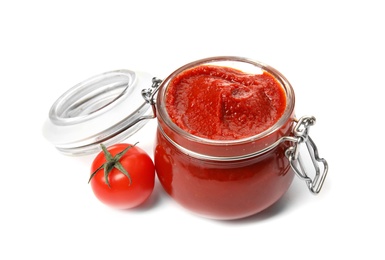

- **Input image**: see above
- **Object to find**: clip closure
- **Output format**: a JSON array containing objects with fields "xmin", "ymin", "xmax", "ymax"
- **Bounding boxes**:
[
  {"xmin": 141, "ymin": 77, "xmax": 163, "ymax": 118},
  {"xmin": 142, "ymin": 77, "xmax": 162, "ymax": 105},
  {"xmin": 285, "ymin": 116, "xmax": 328, "ymax": 194}
]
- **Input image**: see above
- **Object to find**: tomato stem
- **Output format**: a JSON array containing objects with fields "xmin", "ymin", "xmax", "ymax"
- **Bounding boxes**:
[{"xmin": 88, "ymin": 142, "xmax": 139, "ymax": 188}]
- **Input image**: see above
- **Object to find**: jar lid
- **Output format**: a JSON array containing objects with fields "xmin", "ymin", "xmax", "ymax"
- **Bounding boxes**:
[{"xmin": 43, "ymin": 69, "xmax": 154, "ymax": 156}]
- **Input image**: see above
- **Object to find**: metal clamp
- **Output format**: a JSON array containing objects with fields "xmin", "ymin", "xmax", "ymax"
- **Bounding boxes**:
[
  {"xmin": 141, "ymin": 77, "xmax": 163, "ymax": 118},
  {"xmin": 285, "ymin": 116, "xmax": 328, "ymax": 194}
]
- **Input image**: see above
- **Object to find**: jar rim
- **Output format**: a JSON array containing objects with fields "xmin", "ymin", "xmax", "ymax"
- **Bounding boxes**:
[{"xmin": 156, "ymin": 56, "xmax": 296, "ymax": 148}]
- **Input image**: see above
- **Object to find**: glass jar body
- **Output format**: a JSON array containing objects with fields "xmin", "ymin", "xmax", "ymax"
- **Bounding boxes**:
[{"xmin": 154, "ymin": 123, "xmax": 295, "ymax": 220}]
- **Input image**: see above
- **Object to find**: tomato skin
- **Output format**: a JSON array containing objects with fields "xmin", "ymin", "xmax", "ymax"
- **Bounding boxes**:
[{"xmin": 90, "ymin": 143, "xmax": 155, "ymax": 209}]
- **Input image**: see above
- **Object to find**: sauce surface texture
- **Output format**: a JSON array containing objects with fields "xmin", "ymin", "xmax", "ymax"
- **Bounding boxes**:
[{"xmin": 165, "ymin": 65, "xmax": 287, "ymax": 140}]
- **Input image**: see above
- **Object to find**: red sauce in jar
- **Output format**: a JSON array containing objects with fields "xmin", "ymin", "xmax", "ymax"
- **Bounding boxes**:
[
  {"xmin": 165, "ymin": 65, "xmax": 286, "ymax": 140},
  {"xmin": 155, "ymin": 63, "xmax": 294, "ymax": 220}
]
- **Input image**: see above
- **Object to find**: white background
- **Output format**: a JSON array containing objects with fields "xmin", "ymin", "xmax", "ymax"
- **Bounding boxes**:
[{"xmin": 1, "ymin": 0, "xmax": 384, "ymax": 259}]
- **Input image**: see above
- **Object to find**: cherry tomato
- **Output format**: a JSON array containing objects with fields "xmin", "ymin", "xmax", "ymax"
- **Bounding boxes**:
[{"xmin": 89, "ymin": 143, "xmax": 155, "ymax": 209}]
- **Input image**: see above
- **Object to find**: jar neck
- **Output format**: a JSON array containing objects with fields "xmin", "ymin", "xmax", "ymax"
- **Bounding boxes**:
[{"xmin": 157, "ymin": 116, "xmax": 294, "ymax": 161}]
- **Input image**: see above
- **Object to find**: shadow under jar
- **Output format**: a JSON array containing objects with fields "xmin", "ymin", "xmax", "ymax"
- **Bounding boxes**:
[{"xmin": 154, "ymin": 57, "xmax": 301, "ymax": 220}]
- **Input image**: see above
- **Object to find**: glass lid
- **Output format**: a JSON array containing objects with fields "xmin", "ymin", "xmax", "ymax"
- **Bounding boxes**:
[{"xmin": 43, "ymin": 69, "xmax": 154, "ymax": 156}]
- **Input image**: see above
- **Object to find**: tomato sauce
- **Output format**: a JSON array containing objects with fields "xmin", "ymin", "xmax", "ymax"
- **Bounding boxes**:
[
  {"xmin": 155, "ymin": 63, "xmax": 295, "ymax": 220},
  {"xmin": 165, "ymin": 65, "xmax": 286, "ymax": 140}
]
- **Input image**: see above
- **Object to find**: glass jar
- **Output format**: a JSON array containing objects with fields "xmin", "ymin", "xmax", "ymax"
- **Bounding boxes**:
[
  {"xmin": 44, "ymin": 56, "xmax": 328, "ymax": 220},
  {"xmin": 154, "ymin": 57, "xmax": 295, "ymax": 219}
]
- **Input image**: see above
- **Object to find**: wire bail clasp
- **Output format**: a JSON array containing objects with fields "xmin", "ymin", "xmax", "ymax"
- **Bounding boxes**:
[
  {"xmin": 285, "ymin": 116, "xmax": 328, "ymax": 194},
  {"xmin": 141, "ymin": 77, "xmax": 163, "ymax": 118}
]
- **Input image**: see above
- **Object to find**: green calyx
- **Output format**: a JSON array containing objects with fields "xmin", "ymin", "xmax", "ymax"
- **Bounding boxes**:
[{"xmin": 88, "ymin": 143, "xmax": 138, "ymax": 188}]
